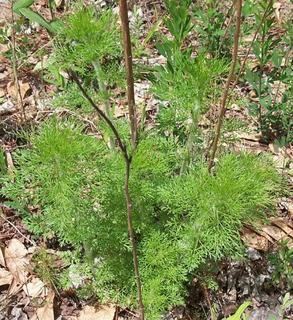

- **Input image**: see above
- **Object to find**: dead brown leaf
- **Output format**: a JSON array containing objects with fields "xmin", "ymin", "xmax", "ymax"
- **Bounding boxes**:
[
  {"xmin": 4, "ymin": 238, "xmax": 29, "ymax": 294},
  {"xmin": 23, "ymin": 277, "xmax": 46, "ymax": 298},
  {"xmin": 0, "ymin": 267, "xmax": 13, "ymax": 286},
  {"xmin": 7, "ymin": 81, "xmax": 30, "ymax": 101},
  {"xmin": 262, "ymin": 225, "xmax": 289, "ymax": 242},
  {"xmin": 31, "ymin": 290, "xmax": 55, "ymax": 320},
  {"xmin": 241, "ymin": 227, "xmax": 269, "ymax": 251},
  {"xmin": 78, "ymin": 305, "xmax": 116, "ymax": 320}
]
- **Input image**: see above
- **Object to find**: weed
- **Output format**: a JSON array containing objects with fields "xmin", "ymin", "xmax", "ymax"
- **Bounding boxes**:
[
  {"xmin": 1, "ymin": 118, "xmax": 281, "ymax": 319},
  {"xmin": 269, "ymin": 242, "xmax": 293, "ymax": 289},
  {"xmin": 244, "ymin": 0, "xmax": 292, "ymax": 144},
  {"xmin": 31, "ymin": 247, "xmax": 59, "ymax": 288},
  {"xmin": 194, "ymin": 2, "xmax": 233, "ymax": 58}
]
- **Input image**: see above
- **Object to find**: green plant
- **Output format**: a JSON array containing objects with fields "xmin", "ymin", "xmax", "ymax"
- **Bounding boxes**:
[
  {"xmin": 48, "ymin": 6, "xmax": 125, "ymax": 147},
  {"xmin": 269, "ymin": 241, "xmax": 293, "ymax": 289},
  {"xmin": 223, "ymin": 301, "xmax": 251, "ymax": 320},
  {"xmin": 244, "ymin": 0, "xmax": 292, "ymax": 144},
  {"xmin": 152, "ymin": 0, "xmax": 227, "ymax": 170},
  {"xmin": 278, "ymin": 293, "xmax": 293, "ymax": 319},
  {"xmin": 13, "ymin": 0, "xmax": 60, "ymax": 34},
  {"xmin": 194, "ymin": 2, "xmax": 234, "ymax": 58},
  {"xmin": 1, "ymin": 118, "xmax": 280, "ymax": 319},
  {"xmin": 32, "ymin": 247, "xmax": 59, "ymax": 289},
  {"xmin": 164, "ymin": 0, "xmax": 193, "ymax": 47}
]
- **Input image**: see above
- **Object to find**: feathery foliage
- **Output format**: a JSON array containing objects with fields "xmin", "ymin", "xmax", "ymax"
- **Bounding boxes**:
[{"xmin": 1, "ymin": 119, "xmax": 280, "ymax": 319}]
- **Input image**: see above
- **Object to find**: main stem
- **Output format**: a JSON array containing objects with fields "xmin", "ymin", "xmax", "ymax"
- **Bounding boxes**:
[
  {"xmin": 119, "ymin": 1, "xmax": 144, "ymax": 318},
  {"xmin": 119, "ymin": 0, "xmax": 137, "ymax": 148},
  {"xmin": 124, "ymin": 160, "xmax": 145, "ymax": 320},
  {"xmin": 208, "ymin": 0, "xmax": 242, "ymax": 171},
  {"xmin": 70, "ymin": 72, "xmax": 144, "ymax": 318}
]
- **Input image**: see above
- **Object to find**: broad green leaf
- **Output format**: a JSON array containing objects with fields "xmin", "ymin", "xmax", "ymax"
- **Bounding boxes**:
[
  {"xmin": 18, "ymin": 8, "xmax": 55, "ymax": 33},
  {"xmin": 13, "ymin": 0, "xmax": 34, "ymax": 14},
  {"xmin": 225, "ymin": 301, "xmax": 251, "ymax": 320}
]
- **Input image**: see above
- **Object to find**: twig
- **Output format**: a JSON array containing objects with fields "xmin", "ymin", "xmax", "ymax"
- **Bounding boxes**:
[
  {"xmin": 208, "ymin": 0, "xmax": 243, "ymax": 171},
  {"xmin": 119, "ymin": 0, "xmax": 138, "ymax": 149},
  {"xmin": 0, "ymin": 207, "xmax": 37, "ymax": 246},
  {"xmin": 69, "ymin": 71, "xmax": 128, "ymax": 160},
  {"xmin": 10, "ymin": 1, "xmax": 26, "ymax": 121}
]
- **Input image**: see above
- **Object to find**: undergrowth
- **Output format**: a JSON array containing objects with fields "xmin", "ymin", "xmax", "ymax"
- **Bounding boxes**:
[{"xmin": 1, "ymin": 119, "xmax": 280, "ymax": 319}]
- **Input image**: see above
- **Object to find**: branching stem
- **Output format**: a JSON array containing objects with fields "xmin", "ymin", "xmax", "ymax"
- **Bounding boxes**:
[
  {"xmin": 69, "ymin": 71, "xmax": 128, "ymax": 160},
  {"xmin": 119, "ymin": 0, "xmax": 138, "ymax": 149},
  {"xmin": 208, "ymin": 0, "xmax": 242, "ymax": 171}
]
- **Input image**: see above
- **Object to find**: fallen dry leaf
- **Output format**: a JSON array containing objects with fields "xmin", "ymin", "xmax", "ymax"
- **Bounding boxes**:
[
  {"xmin": 270, "ymin": 218, "xmax": 293, "ymax": 237},
  {"xmin": 5, "ymin": 238, "xmax": 29, "ymax": 294},
  {"xmin": 0, "ymin": 267, "xmax": 13, "ymax": 286},
  {"xmin": 7, "ymin": 81, "xmax": 30, "ymax": 101},
  {"xmin": 78, "ymin": 305, "xmax": 116, "ymax": 320},
  {"xmin": 23, "ymin": 277, "xmax": 46, "ymax": 298},
  {"xmin": 31, "ymin": 290, "xmax": 55, "ymax": 320},
  {"xmin": 241, "ymin": 227, "xmax": 269, "ymax": 251}
]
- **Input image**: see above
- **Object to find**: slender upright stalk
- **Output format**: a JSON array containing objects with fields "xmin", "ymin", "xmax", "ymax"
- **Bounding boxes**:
[
  {"xmin": 119, "ymin": 0, "xmax": 137, "ymax": 148},
  {"xmin": 208, "ymin": 0, "xmax": 242, "ymax": 171},
  {"xmin": 10, "ymin": 2, "xmax": 25, "ymax": 120},
  {"xmin": 119, "ymin": 2, "xmax": 144, "ymax": 318},
  {"xmin": 71, "ymin": 71, "xmax": 145, "ymax": 320},
  {"xmin": 124, "ymin": 160, "xmax": 144, "ymax": 319}
]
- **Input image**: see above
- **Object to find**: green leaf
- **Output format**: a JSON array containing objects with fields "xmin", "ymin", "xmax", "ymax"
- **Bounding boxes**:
[
  {"xmin": 225, "ymin": 301, "xmax": 251, "ymax": 320},
  {"xmin": 18, "ymin": 8, "xmax": 55, "ymax": 33},
  {"xmin": 13, "ymin": 0, "xmax": 34, "ymax": 14}
]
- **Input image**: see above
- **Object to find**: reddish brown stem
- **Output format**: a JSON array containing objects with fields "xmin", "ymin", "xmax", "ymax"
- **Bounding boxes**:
[
  {"xmin": 119, "ymin": 2, "xmax": 144, "ymax": 318},
  {"xmin": 124, "ymin": 160, "xmax": 145, "ymax": 320},
  {"xmin": 69, "ymin": 71, "xmax": 128, "ymax": 159},
  {"xmin": 208, "ymin": 0, "xmax": 243, "ymax": 171},
  {"xmin": 119, "ymin": 0, "xmax": 138, "ymax": 149},
  {"xmin": 70, "ymin": 71, "xmax": 145, "ymax": 319}
]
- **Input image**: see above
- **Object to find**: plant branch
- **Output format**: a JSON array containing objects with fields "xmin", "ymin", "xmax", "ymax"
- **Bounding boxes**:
[
  {"xmin": 208, "ymin": 0, "xmax": 242, "ymax": 171},
  {"xmin": 69, "ymin": 71, "xmax": 128, "ymax": 160},
  {"xmin": 70, "ymin": 69, "xmax": 145, "ymax": 319},
  {"xmin": 119, "ymin": 0, "xmax": 138, "ymax": 149},
  {"xmin": 124, "ymin": 160, "xmax": 145, "ymax": 320},
  {"xmin": 119, "ymin": 2, "xmax": 144, "ymax": 318}
]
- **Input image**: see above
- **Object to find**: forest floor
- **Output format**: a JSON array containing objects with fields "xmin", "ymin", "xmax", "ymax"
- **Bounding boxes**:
[{"xmin": 0, "ymin": 0, "xmax": 292, "ymax": 319}]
